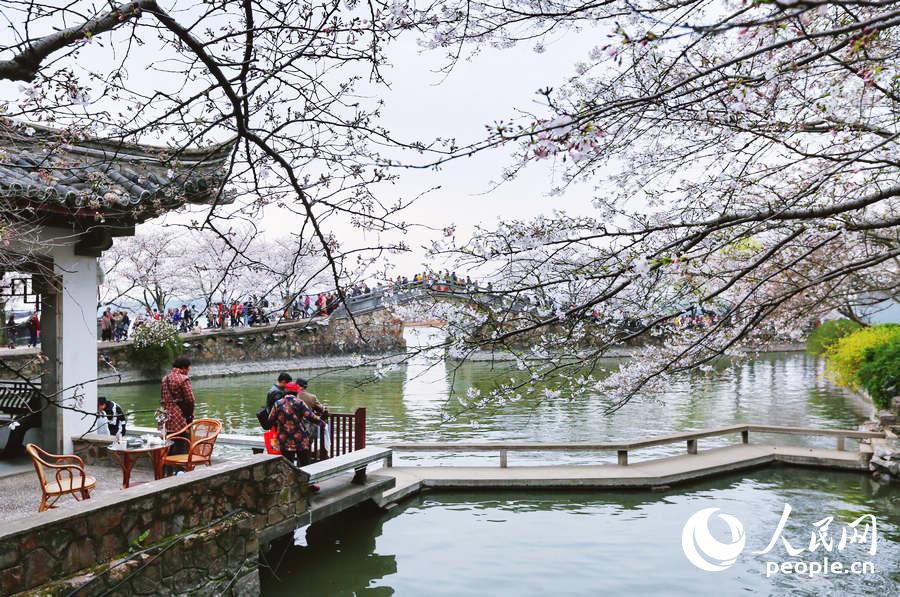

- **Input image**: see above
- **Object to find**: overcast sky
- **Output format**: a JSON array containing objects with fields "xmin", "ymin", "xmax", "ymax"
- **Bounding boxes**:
[
  {"xmin": 1, "ymin": 7, "xmax": 604, "ymax": 280},
  {"xmin": 254, "ymin": 32, "xmax": 605, "ymax": 277}
]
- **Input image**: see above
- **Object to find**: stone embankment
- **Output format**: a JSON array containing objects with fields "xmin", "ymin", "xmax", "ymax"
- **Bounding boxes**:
[
  {"xmin": 0, "ymin": 455, "xmax": 304, "ymax": 595},
  {"xmin": 867, "ymin": 410, "xmax": 900, "ymax": 483},
  {"xmin": 0, "ymin": 309, "xmax": 406, "ymax": 384}
]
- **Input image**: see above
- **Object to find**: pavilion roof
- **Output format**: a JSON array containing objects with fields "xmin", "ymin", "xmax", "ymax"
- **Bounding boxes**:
[{"xmin": 0, "ymin": 121, "xmax": 236, "ymax": 226}]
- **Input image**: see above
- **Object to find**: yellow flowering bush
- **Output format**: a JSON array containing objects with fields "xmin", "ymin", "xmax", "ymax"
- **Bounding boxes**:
[
  {"xmin": 825, "ymin": 324, "xmax": 900, "ymax": 389},
  {"xmin": 806, "ymin": 319, "xmax": 862, "ymax": 355}
]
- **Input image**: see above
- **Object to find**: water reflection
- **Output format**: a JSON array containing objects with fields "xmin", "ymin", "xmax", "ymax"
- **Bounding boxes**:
[
  {"xmin": 263, "ymin": 503, "xmax": 397, "ymax": 596},
  {"xmin": 400, "ymin": 327, "xmax": 450, "ymax": 427},
  {"xmin": 106, "ymin": 329, "xmax": 870, "ymax": 464},
  {"xmin": 260, "ymin": 469, "xmax": 900, "ymax": 596}
]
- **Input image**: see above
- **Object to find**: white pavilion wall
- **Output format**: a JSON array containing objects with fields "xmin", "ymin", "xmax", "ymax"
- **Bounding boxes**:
[
  {"xmin": 13, "ymin": 227, "xmax": 102, "ymax": 453},
  {"xmin": 51, "ymin": 243, "xmax": 99, "ymax": 452}
]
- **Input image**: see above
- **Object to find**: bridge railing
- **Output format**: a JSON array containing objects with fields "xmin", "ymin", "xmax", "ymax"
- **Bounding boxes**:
[
  {"xmin": 332, "ymin": 280, "xmax": 511, "ymax": 319},
  {"xmin": 386, "ymin": 424, "xmax": 885, "ymax": 467}
]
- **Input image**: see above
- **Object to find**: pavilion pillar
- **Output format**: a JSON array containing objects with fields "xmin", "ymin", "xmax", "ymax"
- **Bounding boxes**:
[
  {"xmin": 39, "ymin": 246, "xmax": 100, "ymax": 453},
  {"xmin": 36, "ymin": 277, "xmax": 61, "ymax": 452}
]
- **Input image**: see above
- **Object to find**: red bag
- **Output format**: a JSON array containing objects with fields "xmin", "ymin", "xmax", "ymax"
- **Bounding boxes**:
[{"xmin": 263, "ymin": 428, "xmax": 281, "ymax": 455}]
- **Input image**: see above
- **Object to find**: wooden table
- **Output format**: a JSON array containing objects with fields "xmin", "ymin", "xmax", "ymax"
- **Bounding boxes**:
[{"xmin": 107, "ymin": 440, "xmax": 173, "ymax": 488}]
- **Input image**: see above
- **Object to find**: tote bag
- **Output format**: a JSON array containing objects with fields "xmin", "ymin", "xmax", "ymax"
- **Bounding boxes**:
[{"xmin": 263, "ymin": 428, "xmax": 281, "ymax": 455}]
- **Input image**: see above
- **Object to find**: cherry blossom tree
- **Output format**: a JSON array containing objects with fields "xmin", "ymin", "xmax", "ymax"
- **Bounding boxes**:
[
  {"xmin": 100, "ymin": 227, "xmax": 191, "ymax": 314},
  {"xmin": 1, "ymin": 0, "xmax": 423, "ymax": 315},
  {"xmin": 409, "ymin": 0, "xmax": 900, "ymax": 407},
  {"xmin": 262, "ymin": 236, "xmax": 331, "ymax": 315},
  {"xmin": 2, "ymin": 0, "xmax": 898, "ymax": 416},
  {"xmin": 100, "ymin": 225, "xmax": 330, "ymax": 321}
]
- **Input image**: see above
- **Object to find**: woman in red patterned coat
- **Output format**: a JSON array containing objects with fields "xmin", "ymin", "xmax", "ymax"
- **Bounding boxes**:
[
  {"xmin": 160, "ymin": 355, "xmax": 195, "ymax": 474},
  {"xmin": 267, "ymin": 382, "xmax": 326, "ymax": 469}
]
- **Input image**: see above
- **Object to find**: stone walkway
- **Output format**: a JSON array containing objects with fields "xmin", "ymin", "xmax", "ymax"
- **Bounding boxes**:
[
  {"xmin": 0, "ymin": 464, "xmax": 155, "ymax": 523},
  {"xmin": 377, "ymin": 444, "xmax": 866, "ymax": 505},
  {"xmin": 0, "ymin": 457, "xmax": 32, "ymax": 479}
]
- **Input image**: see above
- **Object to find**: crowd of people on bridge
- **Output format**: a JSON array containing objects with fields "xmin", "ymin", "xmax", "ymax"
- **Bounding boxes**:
[
  {"xmin": 83, "ymin": 271, "xmax": 496, "ymax": 344},
  {"xmin": 99, "ymin": 308, "xmax": 132, "ymax": 341},
  {"xmin": 204, "ymin": 298, "xmax": 271, "ymax": 329},
  {"xmin": 390, "ymin": 271, "xmax": 480, "ymax": 291},
  {"xmin": 286, "ymin": 292, "xmax": 341, "ymax": 319}
]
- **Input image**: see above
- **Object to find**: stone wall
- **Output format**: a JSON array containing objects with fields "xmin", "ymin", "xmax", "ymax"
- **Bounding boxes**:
[
  {"xmin": 0, "ymin": 308, "xmax": 405, "ymax": 384},
  {"xmin": 37, "ymin": 512, "xmax": 260, "ymax": 597},
  {"xmin": 0, "ymin": 351, "xmax": 43, "ymax": 382},
  {"xmin": 0, "ymin": 454, "xmax": 307, "ymax": 595},
  {"xmin": 104, "ymin": 309, "xmax": 404, "ymax": 383}
]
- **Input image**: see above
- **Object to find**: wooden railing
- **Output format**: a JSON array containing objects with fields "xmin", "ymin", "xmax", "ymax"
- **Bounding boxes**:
[
  {"xmin": 314, "ymin": 408, "xmax": 366, "ymax": 461},
  {"xmin": 0, "ymin": 380, "xmax": 42, "ymax": 413},
  {"xmin": 386, "ymin": 424, "xmax": 885, "ymax": 467}
]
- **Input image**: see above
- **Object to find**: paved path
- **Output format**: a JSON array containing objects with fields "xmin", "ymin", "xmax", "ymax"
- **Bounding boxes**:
[
  {"xmin": 0, "ymin": 464, "xmax": 154, "ymax": 523},
  {"xmin": 377, "ymin": 444, "xmax": 865, "ymax": 505}
]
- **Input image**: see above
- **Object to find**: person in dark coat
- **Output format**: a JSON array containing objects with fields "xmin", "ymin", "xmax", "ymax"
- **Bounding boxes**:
[
  {"xmin": 266, "ymin": 372, "xmax": 293, "ymax": 411},
  {"xmin": 5, "ymin": 314, "xmax": 16, "ymax": 348},
  {"xmin": 97, "ymin": 396, "xmax": 127, "ymax": 436},
  {"xmin": 27, "ymin": 311, "xmax": 39, "ymax": 347}
]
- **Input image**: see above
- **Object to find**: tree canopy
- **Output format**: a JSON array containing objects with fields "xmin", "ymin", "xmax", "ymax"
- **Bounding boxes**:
[{"xmin": 1, "ymin": 0, "xmax": 897, "ymax": 408}]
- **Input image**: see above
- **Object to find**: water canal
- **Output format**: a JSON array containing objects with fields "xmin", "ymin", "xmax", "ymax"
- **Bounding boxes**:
[
  {"xmin": 109, "ymin": 328, "xmax": 869, "ymax": 461},
  {"xmin": 106, "ymin": 328, "xmax": 898, "ymax": 594},
  {"xmin": 262, "ymin": 468, "xmax": 900, "ymax": 596}
]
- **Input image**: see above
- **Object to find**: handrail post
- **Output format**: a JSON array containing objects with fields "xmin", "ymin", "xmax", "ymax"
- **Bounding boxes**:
[
  {"xmin": 354, "ymin": 408, "xmax": 366, "ymax": 451},
  {"xmin": 836, "ymin": 435, "xmax": 845, "ymax": 451},
  {"xmin": 499, "ymin": 449, "xmax": 508, "ymax": 468},
  {"xmin": 617, "ymin": 450, "xmax": 628, "ymax": 466},
  {"xmin": 741, "ymin": 428, "xmax": 749, "ymax": 444},
  {"xmin": 687, "ymin": 439, "xmax": 697, "ymax": 455}
]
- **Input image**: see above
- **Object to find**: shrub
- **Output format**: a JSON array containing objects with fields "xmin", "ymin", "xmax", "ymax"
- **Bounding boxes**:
[
  {"xmin": 825, "ymin": 324, "xmax": 900, "ymax": 389},
  {"xmin": 805, "ymin": 319, "xmax": 862, "ymax": 355},
  {"xmin": 857, "ymin": 338, "xmax": 900, "ymax": 410},
  {"xmin": 130, "ymin": 320, "xmax": 182, "ymax": 372}
]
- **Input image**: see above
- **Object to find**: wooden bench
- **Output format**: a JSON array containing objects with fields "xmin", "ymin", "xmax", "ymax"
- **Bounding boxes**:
[
  {"xmin": 296, "ymin": 446, "xmax": 392, "ymax": 485},
  {"xmin": 0, "ymin": 381, "xmax": 43, "ymax": 459}
]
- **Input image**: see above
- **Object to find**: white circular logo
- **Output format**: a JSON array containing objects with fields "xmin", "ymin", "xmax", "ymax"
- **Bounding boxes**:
[{"xmin": 681, "ymin": 507, "xmax": 746, "ymax": 572}]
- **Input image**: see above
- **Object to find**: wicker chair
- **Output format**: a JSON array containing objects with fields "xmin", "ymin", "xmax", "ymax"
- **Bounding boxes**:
[
  {"xmin": 26, "ymin": 443, "xmax": 96, "ymax": 512},
  {"xmin": 163, "ymin": 419, "xmax": 222, "ymax": 473}
]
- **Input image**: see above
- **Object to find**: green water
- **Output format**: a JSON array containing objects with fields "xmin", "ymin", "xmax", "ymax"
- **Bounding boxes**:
[
  {"xmin": 105, "ymin": 330, "xmax": 896, "ymax": 595},
  {"xmin": 261, "ymin": 469, "xmax": 900, "ymax": 596},
  {"xmin": 107, "ymin": 340, "xmax": 867, "ymax": 464}
]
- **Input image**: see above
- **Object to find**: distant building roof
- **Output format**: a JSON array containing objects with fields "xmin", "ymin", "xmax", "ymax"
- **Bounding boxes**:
[{"xmin": 0, "ymin": 120, "xmax": 236, "ymax": 226}]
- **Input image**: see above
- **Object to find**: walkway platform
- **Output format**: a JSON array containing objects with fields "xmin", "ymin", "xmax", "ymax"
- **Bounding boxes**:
[
  {"xmin": 0, "ymin": 457, "xmax": 32, "ymax": 480},
  {"xmin": 376, "ymin": 444, "xmax": 866, "ymax": 506}
]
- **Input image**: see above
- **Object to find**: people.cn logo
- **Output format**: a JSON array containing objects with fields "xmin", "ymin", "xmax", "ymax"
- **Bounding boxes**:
[{"xmin": 681, "ymin": 508, "xmax": 747, "ymax": 572}]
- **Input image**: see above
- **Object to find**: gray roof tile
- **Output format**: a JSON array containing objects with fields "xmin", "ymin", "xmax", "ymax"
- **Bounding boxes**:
[{"xmin": 0, "ymin": 121, "xmax": 236, "ymax": 222}]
